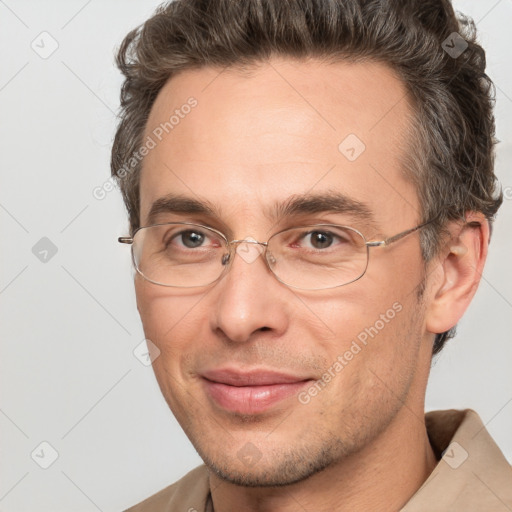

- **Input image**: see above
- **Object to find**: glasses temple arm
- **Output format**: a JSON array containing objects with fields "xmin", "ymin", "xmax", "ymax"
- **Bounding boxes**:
[{"xmin": 367, "ymin": 217, "xmax": 438, "ymax": 248}]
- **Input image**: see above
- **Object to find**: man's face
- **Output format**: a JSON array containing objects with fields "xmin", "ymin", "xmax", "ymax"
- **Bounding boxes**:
[{"xmin": 135, "ymin": 58, "xmax": 433, "ymax": 485}]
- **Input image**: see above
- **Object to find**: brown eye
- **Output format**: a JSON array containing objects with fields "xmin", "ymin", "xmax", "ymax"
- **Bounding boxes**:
[{"xmin": 308, "ymin": 231, "xmax": 334, "ymax": 249}]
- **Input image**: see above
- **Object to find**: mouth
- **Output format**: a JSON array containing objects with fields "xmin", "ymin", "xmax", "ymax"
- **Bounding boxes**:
[{"xmin": 200, "ymin": 368, "xmax": 314, "ymax": 415}]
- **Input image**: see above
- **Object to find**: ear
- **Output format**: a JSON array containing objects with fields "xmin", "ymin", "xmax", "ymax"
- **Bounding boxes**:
[{"xmin": 425, "ymin": 212, "xmax": 490, "ymax": 335}]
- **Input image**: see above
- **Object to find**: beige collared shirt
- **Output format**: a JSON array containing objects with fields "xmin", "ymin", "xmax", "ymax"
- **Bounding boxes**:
[{"xmin": 125, "ymin": 409, "xmax": 512, "ymax": 511}]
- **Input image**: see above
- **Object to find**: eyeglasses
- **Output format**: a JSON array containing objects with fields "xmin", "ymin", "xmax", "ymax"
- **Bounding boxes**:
[{"xmin": 118, "ymin": 219, "xmax": 435, "ymax": 290}]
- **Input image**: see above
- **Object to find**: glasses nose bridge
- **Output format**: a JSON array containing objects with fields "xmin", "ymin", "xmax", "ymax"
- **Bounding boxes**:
[
  {"xmin": 228, "ymin": 238, "xmax": 268, "ymax": 249},
  {"xmin": 224, "ymin": 238, "xmax": 271, "ymax": 268}
]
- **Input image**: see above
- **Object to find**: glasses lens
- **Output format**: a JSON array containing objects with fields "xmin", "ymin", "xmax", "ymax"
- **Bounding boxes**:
[
  {"xmin": 267, "ymin": 225, "xmax": 368, "ymax": 290},
  {"xmin": 132, "ymin": 223, "xmax": 227, "ymax": 287},
  {"xmin": 131, "ymin": 223, "xmax": 368, "ymax": 290}
]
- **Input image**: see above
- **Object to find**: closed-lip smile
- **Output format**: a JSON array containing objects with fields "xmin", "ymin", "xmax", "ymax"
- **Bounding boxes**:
[{"xmin": 200, "ymin": 368, "xmax": 314, "ymax": 414}]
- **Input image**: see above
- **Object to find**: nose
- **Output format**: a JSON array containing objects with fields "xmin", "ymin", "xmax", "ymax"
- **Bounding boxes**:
[{"xmin": 210, "ymin": 240, "xmax": 290, "ymax": 344}]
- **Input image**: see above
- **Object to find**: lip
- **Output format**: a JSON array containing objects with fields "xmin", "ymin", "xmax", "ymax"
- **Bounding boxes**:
[{"xmin": 200, "ymin": 368, "xmax": 314, "ymax": 414}]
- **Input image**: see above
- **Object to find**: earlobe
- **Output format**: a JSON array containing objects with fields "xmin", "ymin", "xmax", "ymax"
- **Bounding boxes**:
[{"xmin": 425, "ymin": 213, "xmax": 489, "ymax": 336}]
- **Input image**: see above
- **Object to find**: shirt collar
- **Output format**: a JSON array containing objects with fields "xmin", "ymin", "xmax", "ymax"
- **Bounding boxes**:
[{"xmin": 401, "ymin": 409, "xmax": 512, "ymax": 511}]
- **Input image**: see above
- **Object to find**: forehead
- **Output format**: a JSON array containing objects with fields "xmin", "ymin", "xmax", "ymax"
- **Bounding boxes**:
[{"xmin": 140, "ymin": 57, "xmax": 419, "ymax": 232}]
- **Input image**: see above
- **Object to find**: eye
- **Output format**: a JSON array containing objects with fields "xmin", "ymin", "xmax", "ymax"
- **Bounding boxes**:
[
  {"xmin": 175, "ymin": 230, "xmax": 206, "ymax": 248},
  {"xmin": 307, "ymin": 231, "xmax": 335, "ymax": 249},
  {"xmin": 300, "ymin": 229, "xmax": 350, "ymax": 250},
  {"xmin": 162, "ymin": 227, "xmax": 218, "ymax": 251}
]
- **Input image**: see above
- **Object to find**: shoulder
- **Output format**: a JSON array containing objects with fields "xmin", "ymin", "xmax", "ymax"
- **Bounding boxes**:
[{"xmin": 124, "ymin": 464, "xmax": 210, "ymax": 512}]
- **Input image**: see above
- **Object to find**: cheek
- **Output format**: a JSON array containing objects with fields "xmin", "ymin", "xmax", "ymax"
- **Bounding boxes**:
[
  {"xmin": 135, "ymin": 277, "xmax": 209, "ymax": 356},
  {"xmin": 135, "ymin": 280, "xmax": 212, "ymax": 413},
  {"xmin": 303, "ymin": 277, "xmax": 422, "ymax": 381},
  {"xmin": 320, "ymin": 295, "xmax": 423, "ymax": 418},
  {"xmin": 298, "ymin": 284, "xmax": 393, "ymax": 346}
]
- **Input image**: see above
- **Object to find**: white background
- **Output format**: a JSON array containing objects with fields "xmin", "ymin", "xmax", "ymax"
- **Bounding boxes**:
[{"xmin": 1, "ymin": 1, "xmax": 511, "ymax": 510}]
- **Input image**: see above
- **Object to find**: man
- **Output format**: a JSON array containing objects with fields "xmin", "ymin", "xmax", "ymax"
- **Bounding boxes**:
[{"xmin": 112, "ymin": 0, "xmax": 511, "ymax": 510}]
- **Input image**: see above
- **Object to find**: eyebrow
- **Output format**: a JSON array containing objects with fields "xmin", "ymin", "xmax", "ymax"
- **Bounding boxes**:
[
  {"xmin": 146, "ymin": 195, "xmax": 217, "ymax": 226},
  {"xmin": 145, "ymin": 191, "xmax": 377, "ymax": 229},
  {"xmin": 271, "ymin": 192, "xmax": 376, "ymax": 226}
]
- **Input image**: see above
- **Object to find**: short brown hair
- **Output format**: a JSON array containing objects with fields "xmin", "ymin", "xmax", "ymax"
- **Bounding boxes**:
[{"xmin": 111, "ymin": 0, "xmax": 502, "ymax": 354}]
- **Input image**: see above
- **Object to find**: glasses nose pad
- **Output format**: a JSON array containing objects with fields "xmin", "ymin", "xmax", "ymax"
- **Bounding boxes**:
[
  {"xmin": 266, "ymin": 252, "xmax": 276, "ymax": 266},
  {"xmin": 221, "ymin": 253, "xmax": 231, "ymax": 266}
]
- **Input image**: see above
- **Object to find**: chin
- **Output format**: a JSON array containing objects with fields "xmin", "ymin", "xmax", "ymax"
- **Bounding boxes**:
[{"xmin": 197, "ymin": 438, "xmax": 345, "ymax": 488}]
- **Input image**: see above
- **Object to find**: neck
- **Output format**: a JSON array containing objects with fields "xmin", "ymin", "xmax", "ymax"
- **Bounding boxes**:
[{"xmin": 209, "ymin": 405, "xmax": 438, "ymax": 512}]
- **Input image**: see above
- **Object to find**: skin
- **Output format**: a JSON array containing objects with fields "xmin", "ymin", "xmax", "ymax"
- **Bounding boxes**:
[{"xmin": 134, "ymin": 57, "xmax": 488, "ymax": 511}]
